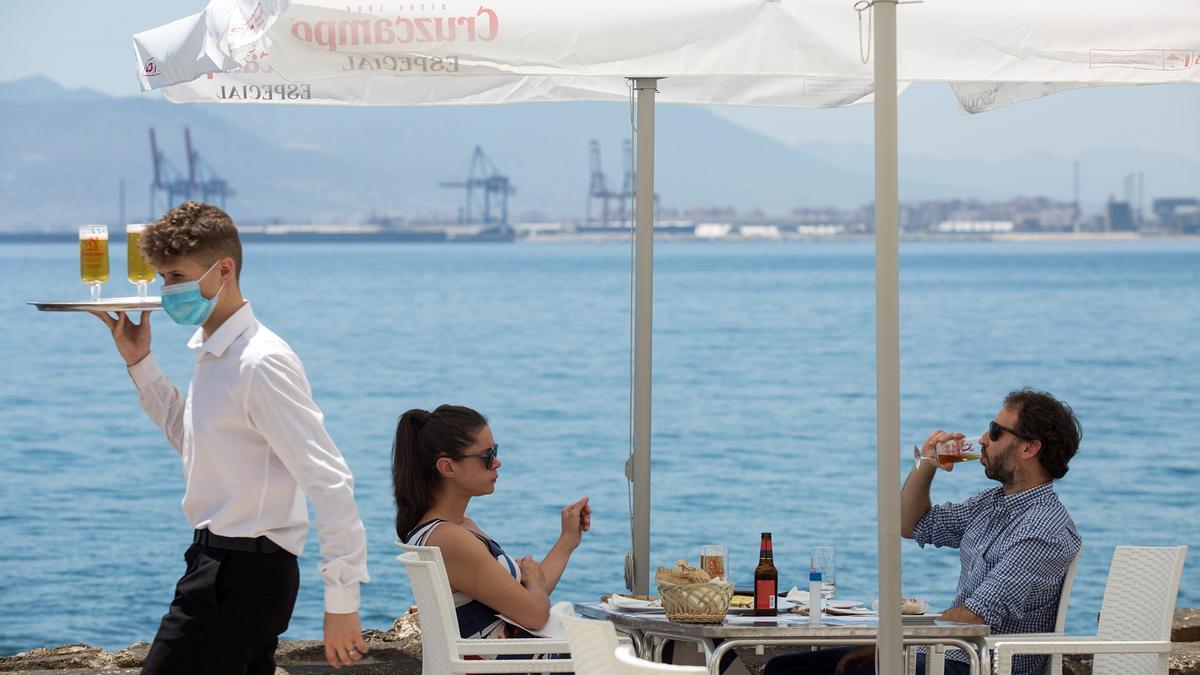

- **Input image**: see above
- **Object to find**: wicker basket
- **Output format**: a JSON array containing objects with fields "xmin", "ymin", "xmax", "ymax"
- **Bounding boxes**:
[{"xmin": 656, "ymin": 579, "xmax": 734, "ymax": 623}]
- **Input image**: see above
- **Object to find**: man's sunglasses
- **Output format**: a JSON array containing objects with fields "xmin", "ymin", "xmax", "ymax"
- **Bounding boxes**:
[
  {"xmin": 460, "ymin": 444, "xmax": 499, "ymax": 470},
  {"xmin": 988, "ymin": 420, "xmax": 1030, "ymax": 442}
]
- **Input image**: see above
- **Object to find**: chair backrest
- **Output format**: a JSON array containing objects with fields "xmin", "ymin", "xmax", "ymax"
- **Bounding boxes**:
[
  {"xmin": 1043, "ymin": 547, "xmax": 1082, "ymax": 675},
  {"xmin": 1053, "ymin": 547, "xmax": 1081, "ymax": 634},
  {"xmin": 552, "ymin": 602, "xmax": 622, "ymax": 675},
  {"xmin": 1093, "ymin": 545, "xmax": 1187, "ymax": 675},
  {"xmin": 613, "ymin": 643, "xmax": 707, "ymax": 674},
  {"xmin": 396, "ymin": 543, "xmax": 468, "ymax": 671}
]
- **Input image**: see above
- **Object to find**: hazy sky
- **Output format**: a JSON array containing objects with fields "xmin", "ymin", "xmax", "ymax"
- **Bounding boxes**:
[{"xmin": 1, "ymin": 1, "xmax": 1197, "ymax": 162}]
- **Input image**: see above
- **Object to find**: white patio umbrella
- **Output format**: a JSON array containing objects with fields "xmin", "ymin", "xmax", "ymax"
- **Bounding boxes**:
[{"xmin": 134, "ymin": 0, "xmax": 1199, "ymax": 669}]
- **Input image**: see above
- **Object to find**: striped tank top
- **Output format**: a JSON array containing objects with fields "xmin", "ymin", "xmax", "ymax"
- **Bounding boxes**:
[{"xmin": 403, "ymin": 518, "xmax": 521, "ymax": 640}]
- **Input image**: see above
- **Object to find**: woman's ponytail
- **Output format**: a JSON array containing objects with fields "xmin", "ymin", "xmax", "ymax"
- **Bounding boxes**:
[
  {"xmin": 392, "ymin": 405, "xmax": 488, "ymax": 539},
  {"xmin": 393, "ymin": 409, "xmax": 432, "ymax": 540}
]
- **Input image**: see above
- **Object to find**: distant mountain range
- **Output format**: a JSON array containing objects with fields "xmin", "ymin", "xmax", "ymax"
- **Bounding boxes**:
[{"xmin": 1, "ymin": 76, "xmax": 1195, "ymax": 230}]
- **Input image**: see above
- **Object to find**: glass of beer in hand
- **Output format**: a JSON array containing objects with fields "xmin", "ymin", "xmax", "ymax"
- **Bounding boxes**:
[
  {"xmin": 914, "ymin": 434, "xmax": 981, "ymax": 470},
  {"xmin": 79, "ymin": 225, "xmax": 109, "ymax": 300},
  {"xmin": 126, "ymin": 224, "xmax": 155, "ymax": 299}
]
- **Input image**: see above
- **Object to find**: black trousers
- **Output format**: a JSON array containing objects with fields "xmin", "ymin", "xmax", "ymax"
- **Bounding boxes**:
[
  {"xmin": 763, "ymin": 646, "xmax": 972, "ymax": 675},
  {"xmin": 142, "ymin": 543, "xmax": 300, "ymax": 675}
]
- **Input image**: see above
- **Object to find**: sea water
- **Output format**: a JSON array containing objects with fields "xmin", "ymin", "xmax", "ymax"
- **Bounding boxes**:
[{"xmin": 0, "ymin": 238, "xmax": 1196, "ymax": 653}]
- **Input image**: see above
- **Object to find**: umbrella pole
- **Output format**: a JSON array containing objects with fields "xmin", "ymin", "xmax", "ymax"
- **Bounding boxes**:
[
  {"xmin": 630, "ymin": 77, "xmax": 659, "ymax": 596},
  {"xmin": 873, "ymin": 0, "xmax": 904, "ymax": 672}
]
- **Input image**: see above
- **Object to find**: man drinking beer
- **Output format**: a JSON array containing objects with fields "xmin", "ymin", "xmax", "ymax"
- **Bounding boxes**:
[
  {"xmin": 764, "ymin": 389, "xmax": 1082, "ymax": 675},
  {"xmin": 92, "ymin": 201, "xmax": 369, "ymax": 673}
]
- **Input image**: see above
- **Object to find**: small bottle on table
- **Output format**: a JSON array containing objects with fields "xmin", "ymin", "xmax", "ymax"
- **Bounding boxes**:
[{"xmin": 754, "ymin": 532, "xmax": 778, "ymax": 617}]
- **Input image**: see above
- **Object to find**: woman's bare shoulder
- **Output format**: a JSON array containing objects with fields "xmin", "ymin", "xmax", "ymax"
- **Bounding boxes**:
[{"xmin": 423, "ymin": 521, "xmax": 488, "ymax": 556}]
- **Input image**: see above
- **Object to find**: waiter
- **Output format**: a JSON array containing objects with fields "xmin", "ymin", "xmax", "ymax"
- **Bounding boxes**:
[{"xmin": 93, "ymin": 201, "xmax": 370, "ymax": 673}]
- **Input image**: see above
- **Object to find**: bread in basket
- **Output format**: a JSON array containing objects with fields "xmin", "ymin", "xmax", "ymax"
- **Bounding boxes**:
[{"xmin": 654, "ymin": 560, "xmax": 734, "ymax": 623}]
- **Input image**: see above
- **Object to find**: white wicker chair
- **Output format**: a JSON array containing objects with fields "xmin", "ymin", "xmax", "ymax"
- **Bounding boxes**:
[
  {"xmin": 552, "ymin": 601, "xmax": 625, "ymax": 674},
  {"xmin": 993, "ymin": 545, "xmax": 1187, "ymax": 675},
  {"xmin": 396, "ymin": 543, "xmax": 574, "ymax": 673},
  {"xmin": 909, "ymin": 548, "xmax": 1080, "ymax": 675},
  {"xmin": 614, "ymin": 643, "xmax": 708, "ymax": 674},
  {"xmin": 979, "ymin": 546, "xmax": 1082, "ymax": 675}
]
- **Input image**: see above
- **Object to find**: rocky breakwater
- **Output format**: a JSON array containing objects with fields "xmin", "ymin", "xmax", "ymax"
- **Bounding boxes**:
[{"xmin": 0, "ymin": 608, "xmax": 422, "ymax": 674}]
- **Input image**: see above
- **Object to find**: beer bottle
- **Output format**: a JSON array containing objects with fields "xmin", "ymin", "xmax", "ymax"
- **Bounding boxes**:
[{"xmin": 753, "ymin": 532, "xmax": 778, "ymax": 616}]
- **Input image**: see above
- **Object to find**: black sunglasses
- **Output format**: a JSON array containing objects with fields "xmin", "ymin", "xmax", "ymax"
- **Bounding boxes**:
[
  {"xmin": 460, "ymin": 444, "xmax": 499, "ymax": 470},
  {"xmin": 988, "ymin": 420, "xmax": 1030, "ymax": 442}
]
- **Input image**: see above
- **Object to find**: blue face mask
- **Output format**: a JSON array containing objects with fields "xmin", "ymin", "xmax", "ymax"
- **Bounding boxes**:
[{"xmin": 161, "ymin": 260, "xmax": 224, "ymax": 326}]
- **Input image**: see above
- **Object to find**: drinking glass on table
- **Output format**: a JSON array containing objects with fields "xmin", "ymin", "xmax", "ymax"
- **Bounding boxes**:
[
  {"xmin": 699, "ymin": 544, "xmax": 727, "ymax": 580},
  {"xmin": 79, "ymin": 225, "xmax": 109, "ymax": 300},
  {"xmin": 810, "ymin": 546, "xmax": 836, "ymax": 598}
]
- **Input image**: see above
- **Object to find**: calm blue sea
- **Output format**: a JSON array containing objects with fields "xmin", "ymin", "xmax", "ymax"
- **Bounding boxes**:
[{"xmin": 0, "ymin": 239, "xmax": 1197, "ymax": 654}]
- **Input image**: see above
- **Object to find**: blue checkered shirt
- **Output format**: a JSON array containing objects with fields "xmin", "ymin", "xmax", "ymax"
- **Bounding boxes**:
[{"xmin": 912, "ymin": 482, "xmax": 1081, "ymax": 675}]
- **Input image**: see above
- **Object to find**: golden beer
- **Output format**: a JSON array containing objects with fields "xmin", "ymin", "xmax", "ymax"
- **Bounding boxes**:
[
  {"xmin": 126, "ymin": 224, "xmax": 155, "ymax": 283},
  {"xmin": 700, "ymin": 554, "xmax": 725, "ymax": 579},
  {"xmin": 79, "ymin": 226, "xmax": 109, "ymax": 284}
]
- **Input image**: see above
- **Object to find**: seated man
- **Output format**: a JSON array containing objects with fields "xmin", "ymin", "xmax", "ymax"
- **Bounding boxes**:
[{"xmin": 764, "ymin": 388, "xmax": 1082, "ymax": 675}]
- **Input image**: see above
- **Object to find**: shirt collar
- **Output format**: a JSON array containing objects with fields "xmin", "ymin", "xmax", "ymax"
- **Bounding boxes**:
[
  {"xmin": 993, "ymin": 481, "xmax": 1056, "ymax": 513},
  {"xmin": 188, "ymin": 301, "xmax": 255, "ymax": 358}
]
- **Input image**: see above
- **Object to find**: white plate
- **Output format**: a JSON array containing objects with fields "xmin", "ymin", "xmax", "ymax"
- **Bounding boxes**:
[
  {"xmin": 871, "ymin": 597, "xmax": 932, "ymax": 615},
  {"xmin": 825, "ymin": 605, "xmax": 877, "ymax": 616},
  {"xmin": 30, "ymin": 297, "xmax": 162, "ymax": 313},
  {"xmin": 604, "ymin": 595, "xmax": 664, "ymax": 612},
  {"xmin": 603, "ymin": 603, "xmax": 665, "ymax": 614}
]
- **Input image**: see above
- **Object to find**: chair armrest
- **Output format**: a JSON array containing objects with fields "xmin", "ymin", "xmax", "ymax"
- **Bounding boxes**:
[
  {"xmin": 458, "ymin": 637, "xmax": 572, "ymax": 656},
  {"xmin": 460, "ymin": 658, "xmax": 575, "ymax": 673},
  {"xmin": 992, "ymin": 639, "xmax": 1172, "ymax": 675},
  {"xmin": 982, "ymin": 632, "xmax": 1063, "ymax": 648}
]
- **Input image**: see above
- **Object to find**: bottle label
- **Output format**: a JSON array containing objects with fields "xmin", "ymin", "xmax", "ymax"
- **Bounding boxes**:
[{"xmin": 755, "ymin": 580, "xmax": 777, "ymax": 609}]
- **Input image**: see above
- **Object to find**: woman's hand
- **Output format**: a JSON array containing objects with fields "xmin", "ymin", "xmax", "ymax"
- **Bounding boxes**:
[
  {"xmin": 518, "ymin": 556, "xmax": 547, "ymax": 591},
  {"xmin": 559, "ymin": 496, "xmax": 591, "ymax": 549}
]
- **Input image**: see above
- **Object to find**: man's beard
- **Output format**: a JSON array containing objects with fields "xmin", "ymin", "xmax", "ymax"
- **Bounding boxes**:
[{"xmin": 983, "ymin": 440, "xmax": 1018, "ymax": 486}]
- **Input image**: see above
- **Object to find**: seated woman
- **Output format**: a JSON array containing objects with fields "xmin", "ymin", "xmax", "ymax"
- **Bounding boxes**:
[{"xmin": 393, "ymin": 404, "xmax": 591, "ymax": 647}]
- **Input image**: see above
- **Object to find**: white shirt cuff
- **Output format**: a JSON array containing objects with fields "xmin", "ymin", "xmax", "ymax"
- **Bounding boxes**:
[
  {"xmin": 325, "ymin": 582, "xmax": 361, "ymax": 614},
  {"xmin": 126, "ymin": 352, "xmax": 162, "ymax": 387}
]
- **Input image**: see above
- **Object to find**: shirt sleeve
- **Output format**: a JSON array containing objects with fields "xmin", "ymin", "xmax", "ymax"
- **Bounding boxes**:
[
  {"xmin": 127, "ymin": 353, "xmax": 186, "ymax": 454},
  {"xmin": 911, "ymin": 490, "xmax": 990, "ymax": 549},
  {"xmin": 244, "ymin": 352, "xmax": 370, "ymax": 614},
  {"xmin": 963, "ymin": 527, "xmax": 1078, "ymax": 629}
]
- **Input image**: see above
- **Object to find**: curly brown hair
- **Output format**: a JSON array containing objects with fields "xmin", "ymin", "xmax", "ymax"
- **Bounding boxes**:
[
  {"xmin": 140, "ymin": 201, "xmax": 242, "ymax": 280},
  {"xmin": 1004, "ymin": 388, "xmax": 1082, "ymax": 480}
]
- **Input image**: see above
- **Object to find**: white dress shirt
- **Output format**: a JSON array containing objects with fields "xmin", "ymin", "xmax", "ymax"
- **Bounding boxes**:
[{"xmin": 128, "ymin": 302, "xmax": 369, "ymax": 613}]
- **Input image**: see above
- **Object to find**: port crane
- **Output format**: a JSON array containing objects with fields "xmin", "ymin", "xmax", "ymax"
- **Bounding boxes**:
[
  {"xmin": 439, "ymin": 146, "xmax": 515, "ymax": 226},
  {"xmin": 149, "ymin": 126, "xmax": 235, "ymax": 217}
]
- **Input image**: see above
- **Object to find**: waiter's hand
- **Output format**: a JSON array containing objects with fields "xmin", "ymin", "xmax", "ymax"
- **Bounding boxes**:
[
  {"xmin": 835, "ymin": 645, "xmax": 876, "ymax": 672},
  {"xmin": 91, "ymin": 310, "xmax": 152, "ymax": 366},
  {"xmin": 324, "ymin": 611, "xmax": 369, "ymax": 668}
]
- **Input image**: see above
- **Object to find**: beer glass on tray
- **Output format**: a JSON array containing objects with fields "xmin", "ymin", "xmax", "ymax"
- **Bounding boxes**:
[
  {"xmin": 126, "ymin": 224, "xmax": 155, "ymax": 299},
  {"xmin": 79, "ymin": 225, "xmax": 109, "ymax": 300}
]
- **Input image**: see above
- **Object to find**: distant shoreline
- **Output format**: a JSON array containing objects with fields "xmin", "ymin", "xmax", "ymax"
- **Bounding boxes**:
[{"xmin": 1, "ymin": 230, "xmax": 1195, "ymax": 245}]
